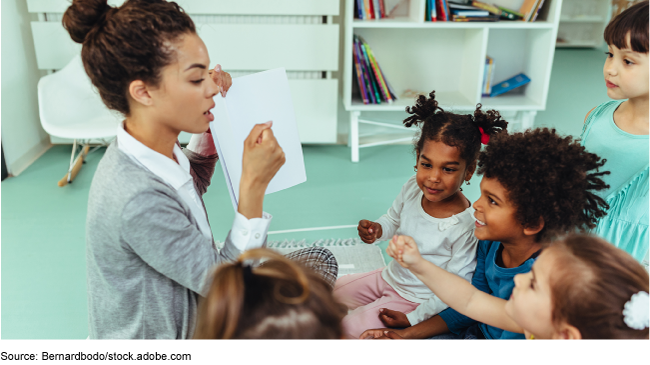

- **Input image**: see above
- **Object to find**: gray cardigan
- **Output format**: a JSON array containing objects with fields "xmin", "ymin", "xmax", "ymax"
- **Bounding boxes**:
[{"xmin": 86, "ymin": 141, "xmax": 242, "ymax": 339}]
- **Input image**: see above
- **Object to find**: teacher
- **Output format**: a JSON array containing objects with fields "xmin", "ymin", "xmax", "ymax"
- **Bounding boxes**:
[{"xmin": 63, "ymin": 0, "xmax": 338, "ymax": 339}]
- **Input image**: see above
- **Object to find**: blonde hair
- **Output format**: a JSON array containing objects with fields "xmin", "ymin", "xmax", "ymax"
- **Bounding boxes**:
[
  {"xmin": 547, "ymin": 235, "xmax": 649, "ymax": 339},
  {"xmin": 194, "ymin": 248, "xmax": 346, "ymax": 339}
]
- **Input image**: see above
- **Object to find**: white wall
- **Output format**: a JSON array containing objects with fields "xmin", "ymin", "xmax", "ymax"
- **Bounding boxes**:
[{"xmin": 1, "ymin": 0, "xmax": 51, "ymax": 176}]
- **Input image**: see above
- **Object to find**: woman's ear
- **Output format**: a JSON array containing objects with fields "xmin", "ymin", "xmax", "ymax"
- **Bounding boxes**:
[
  {"xmin": 523, "ymin": 216, "xmax": 545, "ymax": 237},
  {"xmin": 554, "ymin": 323, "xmax": 582, "ymax": 340},
  {"xmin": 128, "ymin": 80, "xmax": 153, "ymax": 107}
]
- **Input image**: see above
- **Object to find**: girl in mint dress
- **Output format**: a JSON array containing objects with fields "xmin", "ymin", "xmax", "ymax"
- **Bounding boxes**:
[{"xmin": 581, "ymin": 2, "xmax": 649, "ymax": 269}]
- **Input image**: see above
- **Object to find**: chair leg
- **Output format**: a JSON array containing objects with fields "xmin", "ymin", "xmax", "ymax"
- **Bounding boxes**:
[{"xmin": 58, "ymin": 141, "xmax": 90, "ymax": 187}]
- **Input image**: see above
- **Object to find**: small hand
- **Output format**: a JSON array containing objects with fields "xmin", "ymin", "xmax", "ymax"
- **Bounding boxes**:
[
  {"xmin": 359, "ymin": 328, "xmax": 406, "ymax": 340},
  {"xmin": 387, "ymin": 235, "xmax": 423, "ymax": 269},
  {"xmin": 209, "ymin": 64, "xmax": 232, "ymax": 97},
  {"xmin": 378, "ymin": 308, "xmax": 411, "ymax": 328},
  {"xmin": 357, "ymin": 220, "xmax": 382, "ymax": 243}
]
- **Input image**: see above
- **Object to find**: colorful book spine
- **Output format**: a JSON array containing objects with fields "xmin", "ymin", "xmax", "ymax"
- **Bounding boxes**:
[
  {"xmin": 530, "ymin": 0, "xmax": 546, "ymax": 22},
  {"xmin": 358, "ymin": 40, "xmax": 382, "ymax": 103},
  {"xmin": 378, "ymin": 0, "xmax": 386, "ymax": 18},
  {"xmin": 363, "ymin": 0, "xmax": 373, "ymax": 20},
  {"xmin": 352, "ymin": 37, "xmax": 369, "ymax": 104},
  {"xmin": 431, "ymin": 0, "xmax": 437, "ymax": 21},
  {"xmin": 356, "ymin": 0, "xmax": 365, "ymax": 19},
  {"xmin": 373, "ymin": 0, "xmax": 381, "ymax": 19},
  {"xmin": 363, "ymin": 42, "xmax": 392, "ymax": 102},
  {"xmin": 355, "ymin": 38, "xmax": 377, "ymax": 103}
]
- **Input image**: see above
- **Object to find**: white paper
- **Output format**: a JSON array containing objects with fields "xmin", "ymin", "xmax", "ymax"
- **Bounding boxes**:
[{"xmin": 210, "ymin": 68, "xmax": 307, "ymax": 211}]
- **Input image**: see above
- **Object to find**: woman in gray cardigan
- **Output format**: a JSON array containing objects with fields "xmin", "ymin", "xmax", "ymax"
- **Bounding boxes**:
[{"xmin": 63, "ymin": 0, "xmax": 337, "ymax": 339}]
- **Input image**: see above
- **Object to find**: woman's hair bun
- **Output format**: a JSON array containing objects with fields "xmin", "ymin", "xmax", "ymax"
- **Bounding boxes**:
[{"xmin": 62, "ymin": 0, "xmax": 112, "ymax": 44}]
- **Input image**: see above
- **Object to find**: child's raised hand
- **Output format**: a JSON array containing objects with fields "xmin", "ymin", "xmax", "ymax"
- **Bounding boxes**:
[
  {"xmin": 357, "ymin": 220, "xmax": 383, "ymax": 244},
  {"xmin": 387, "ymin": 235, "xmax": 423, "ymax": 269},
  {"xmin": 209, "ymin": 64, "xmax": 232, "ymax": 97}
]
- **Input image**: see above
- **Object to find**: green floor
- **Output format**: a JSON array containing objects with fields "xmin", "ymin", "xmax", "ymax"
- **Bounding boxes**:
[{"xmin": 1, "ymin": 47, "xmax": 611, "ymax": 339}]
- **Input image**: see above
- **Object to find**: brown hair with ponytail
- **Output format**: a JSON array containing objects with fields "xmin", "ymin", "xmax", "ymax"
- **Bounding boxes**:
[
  {"xmin": 193, "ymin": 248, "xmax": 346, "ymax": 339},
  {"xmin": 62, "ymin": 0, "xmax": 195, "ymax": 115},
  {"xmin": 403, "ymin": 90, "xmax": 508, "ymax": 164},
  {"xmin": 547, "ymin": 235, "xmax": 649, "ymax": 339}
]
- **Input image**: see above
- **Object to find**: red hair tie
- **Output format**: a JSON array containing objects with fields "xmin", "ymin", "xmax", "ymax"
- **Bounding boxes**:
[{"xmin": 478, "ymin": 127, "xmax": 490, "ymax": 145}]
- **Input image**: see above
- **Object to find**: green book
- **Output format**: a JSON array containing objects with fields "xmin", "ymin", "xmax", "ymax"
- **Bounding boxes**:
[{"xmin": 497, "ymin": 5, "xmax": 524, "ymax": 20}]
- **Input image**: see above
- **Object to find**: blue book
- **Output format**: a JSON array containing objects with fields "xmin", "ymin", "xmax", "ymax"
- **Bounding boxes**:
[{"xmin": 490, "ymin": 73, "xmax": 531, "ymax": 97}]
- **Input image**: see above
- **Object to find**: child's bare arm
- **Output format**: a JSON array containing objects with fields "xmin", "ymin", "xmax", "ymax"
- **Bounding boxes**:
[{"xmin": 387, "ymin": 235, "xmax": 524, "ymax": 334}]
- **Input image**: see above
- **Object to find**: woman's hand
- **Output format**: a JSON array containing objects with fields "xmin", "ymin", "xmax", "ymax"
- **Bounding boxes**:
[
  {"xmin": 237, "ymin": 121, "xmax": 285, "ymax": 219},
  {"xmin": 378, "ymin": 308, "xmax": 411, "ymax": 328},
  {"xmin": 357, "ymin": 220, "xmax": 383, "ymax": 243},
  {"xmin": 386, "ymin": 235, "xmax": 425, "ymax": 272},
  {"xmin": 209, "ymin": 64, "xmax": 232, "ymax": 97}
]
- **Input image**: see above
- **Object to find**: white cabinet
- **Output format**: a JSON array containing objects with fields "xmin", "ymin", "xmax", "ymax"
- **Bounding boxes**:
[
  {"xmin": 27, "ymin": 0, "xmax": 340, "ymax": 144},
  {"xmin": 556, "ymin": 0, "xmax": 612, "ymax": 48},
  {"xmin": 343, "ymin": 0, "xmax": 563, "ymax": 161}
]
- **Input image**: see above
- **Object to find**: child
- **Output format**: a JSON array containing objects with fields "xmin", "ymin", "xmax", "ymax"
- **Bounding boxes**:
[
  {"xmin": 581, "ymin": 1, "xmax": 649, "ymax": 268},
  {"xmin": 387, "ymin": 233, "xmax": 649, "ymax": 339},
  {"xmin": 360, "ymin": 128, "xmax": 610, "ymax": 340},
  {"xmin": 193, "ymin": 248, "xmax": 346, "ymax": 339},
  {"xmin": 334, "ymin": 91, "xmax": 507, "ymax": 339}
]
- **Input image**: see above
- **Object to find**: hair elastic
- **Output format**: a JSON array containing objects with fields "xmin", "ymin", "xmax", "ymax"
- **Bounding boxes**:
[
  {"xmin": 478, "ymin": 127, "xmax": 490, "ymax": 145},
  {"xmin": 623, "ymin": 291, "xmax": 649, "ymax": 330}
]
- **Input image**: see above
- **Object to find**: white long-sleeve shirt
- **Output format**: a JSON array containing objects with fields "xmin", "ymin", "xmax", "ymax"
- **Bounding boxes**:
[
  {"xmin": 375, "ymin": 175, "xmax": 478, "ymax": 325},
  {"xmin": 117, "ymin": 122, "xmax": 271, "ymax": 251}
]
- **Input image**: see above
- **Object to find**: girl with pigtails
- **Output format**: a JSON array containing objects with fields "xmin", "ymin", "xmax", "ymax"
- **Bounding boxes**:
[{"xmin": 334, "ymin": 91, "xmax": 507, "ymax": 339}]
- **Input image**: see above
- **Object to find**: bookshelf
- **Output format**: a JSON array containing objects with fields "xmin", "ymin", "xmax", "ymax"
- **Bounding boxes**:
[
  {"xmin": 556, "ymin": 0, "xmax": 612, "ymax": 48},
  {"xmin": 343, "ymin": 0, "xmax": 563, "ymax": 162}
]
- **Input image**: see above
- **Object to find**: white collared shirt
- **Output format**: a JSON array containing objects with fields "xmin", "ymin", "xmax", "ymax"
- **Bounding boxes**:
[{"xmin": 116, "ymin": 122, "xmax": 271, "ymax": 251}]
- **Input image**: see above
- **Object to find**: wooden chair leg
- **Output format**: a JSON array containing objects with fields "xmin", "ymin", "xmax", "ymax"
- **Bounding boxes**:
[{"xmin": 58, "ymin": 145, "xmax": 90, "ymax": 187}]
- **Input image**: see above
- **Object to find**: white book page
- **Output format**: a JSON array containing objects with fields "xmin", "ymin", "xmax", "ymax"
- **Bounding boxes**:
[{"xmin": 210, "ymin": 68, "xmax": 307, "ymax": 211}]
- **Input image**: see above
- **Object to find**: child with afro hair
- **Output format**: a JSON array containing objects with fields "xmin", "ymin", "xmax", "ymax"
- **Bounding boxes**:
[{"xmin": 361, "ymin": 128, "xmax": 609, "ymax": 340}]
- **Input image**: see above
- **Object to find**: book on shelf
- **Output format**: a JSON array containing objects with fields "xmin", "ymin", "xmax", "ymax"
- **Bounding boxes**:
[
  {"xmin": 439, "ymin": 0, "xmax": 451, "ymax": 21},
  {"xmin": 449, "ymin": 2, "xmax": 489, "ymax": 17},
  {"xmin": 497, "ymin": 6, "xmax": 524, "ymax": 20},
  {"xmin": 452, "ymin": 14, "xmax": 499, "ymax": 21},
  {"xmin": 519, "ymin": 0, "xmax": 545, "ymax": 22},
  {"xmin": 471, "ymin": 1, "xmax": 501, "ymax": 15},
  {"xmin": 481, "ymin": 56, "xmax": 495, "ymax": 97},
  {"xmin": 490, "ymin": 73, "xmax": 531, "ymax": 97},
  {"xmin": 355, "ymin": 0, "xmax": 390, "ymax": 20},
  {"xmin": 427, "ymin": 0, "xmax": 438, "ymax": 21},
  {"xmin": 352, "ymin": 35, "xmax": 397, "ymax": 104}
]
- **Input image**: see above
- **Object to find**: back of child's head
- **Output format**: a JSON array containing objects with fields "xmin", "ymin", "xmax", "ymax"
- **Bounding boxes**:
[
  {"xmin": 403, "ymin": 91, "xmax": 508, "ymax": 165},
  {"xmin": 477, "ymin": 128, "xmax": 609, "ymax": 240},
  {"xmin": 547, "ymin": 234, "xmax": 649, "ymax": 339},
  {"xmin": 193, "ymin": 248, "xmax": 346, "ymax": 339},
  {"xmin": 604, "ymin": 1, "xmax": 648, "ymax": 53}
]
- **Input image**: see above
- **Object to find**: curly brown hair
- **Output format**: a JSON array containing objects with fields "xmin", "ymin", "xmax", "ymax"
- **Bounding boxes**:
[
  {"xmin": 477, "ymin": 128, "xmax": 610, "ymax": 240},
  {"xmin": 403, "ymin": 91, "xmax": 508, "ymax": 165},
  {"xmin": 62, "ymin": 0, "xmax": 196, "ymax": 115}
]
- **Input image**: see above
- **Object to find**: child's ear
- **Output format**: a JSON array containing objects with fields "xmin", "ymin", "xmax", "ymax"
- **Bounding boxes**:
[
  {"xmin": 553, "ymin": 323, "xmax": 582, "ymax": 340},
  {"xmin": 465, "ymin": 161, "xmax": 477, "ymax": 181},
  {"xmin": 523, "ymin": 216, "xmax": 545, "ymax": 236}
]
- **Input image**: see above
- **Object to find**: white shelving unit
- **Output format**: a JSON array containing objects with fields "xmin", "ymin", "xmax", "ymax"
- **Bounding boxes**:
[
  {"xmin": 556, "ymin": 0, "xmax": 612, "ymax": 48},
  {"xmin": 343, "ymin": 0, "xmax": 563, "ymax": 162}
]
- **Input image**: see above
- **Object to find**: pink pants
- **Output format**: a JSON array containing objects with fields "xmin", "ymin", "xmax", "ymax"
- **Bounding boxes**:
[{"xmin": 333, "ymin": 268, "xmax": 419, "ymax": 339}]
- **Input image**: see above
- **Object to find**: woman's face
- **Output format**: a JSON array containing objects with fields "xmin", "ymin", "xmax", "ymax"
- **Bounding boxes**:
[{"xmin": 148, "ymin": 32, "xmax": 219, "ymax": 134}]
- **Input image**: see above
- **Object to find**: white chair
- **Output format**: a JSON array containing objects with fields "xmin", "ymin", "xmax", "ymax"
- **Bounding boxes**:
[{"xmin": 37, "ymin": 54, "xmax": 120, "ymax": 186}]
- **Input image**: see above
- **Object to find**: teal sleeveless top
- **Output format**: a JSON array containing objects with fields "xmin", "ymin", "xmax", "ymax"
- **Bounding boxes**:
[{"xmin": 581, "ymin": 100, "xmax": 649, "ymax": 268}]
